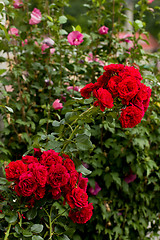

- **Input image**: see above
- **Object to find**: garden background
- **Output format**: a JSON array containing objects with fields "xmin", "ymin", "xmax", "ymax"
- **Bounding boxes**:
[{"xmin": 0, "ymin": 0, "xmax": 160, "ymax": 239}]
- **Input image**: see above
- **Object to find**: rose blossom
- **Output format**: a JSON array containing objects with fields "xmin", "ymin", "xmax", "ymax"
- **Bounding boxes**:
[
  {"xmin": 43, "ymin": 37, "xmax": 54, "ymax": 47},
  {"xmin": 22, "ymin": 155, "xmax": 38, "ymax": 165},
  {"xmin": 34, "ymin": 148, "xmax": 42, "ymax": 158},
  {"xmin": 98, "ymin": 26, "xmax": 109, "ymax": 35},
  {"xmin": 18, "ymin": 171, "xmax": 37, "ymax": 197},
  {"xmin": 63, "ymin": 158, "xmax": 76, "ymax": 172},
  {"xmin": 88, "ymin": 182, "xmax": 101, "ymax": 196},
  {"xmin": 50, "ymin": 48, "xmax": 55, "ymax": 54},
  {"xmin": 41, "ymin": 43, "xmax": 49, "ymax": 54},
  {"xmin": 67, "ymin": 31, "xmax": 84, "ymax": 46},
  {"xmin": 80, "ymin": 82, "xmax": 100, "ymax": 99},
  {"xmin": 148, "ymin": 0, "xmax": 154, "ymax": 3},
  {"xmin": 66, "ymin": 186, "xmax": 88, "ymax": 209},
  {"xmin": 78, "ymin": 173, "xmax": 88, "ymax": 192},
  {"xmin": 69, "ymin": 203, "xmax": 93, "ymax": 224},
  {"xmin": 8, "ymin": 27, "xmax": 19, "ymax": 36},
  {"xmin": 28, "ymin": 162, "xmax": 48, "ymax": 187},
  {"xmin": 67, "ymin": 86, "xmax": 80, "ymax": 92},
  {"xmin": 47, "ymin": 163, "xmax": 70, "ymax": 188},
  {"xmin": 34, "ymin": 186, "xmax": 45, "ymax": 200},
  {"xmin": 119, "ymin": 105, "xmax": 143, "ymax": 128},
  {"xmin": 29, "ymin": 8, "xmax": 42, "ymax": 25},
  {"xmin": 52, "ymin": 99, "xmax": 63, "ymax": 110},
  {"xmin": 50, "ymin": 187, "xmax": 61, "ymax": 200},
  {"xmin": 13, "ymin": 0, "xmax": 23, "ymax": 8},
  {"xmin": 124, "ymin": 171, "xmax": 137, "ymax": 184},
  {"xmin": 40, "ymin": 149, "xmax": 63, "ymax": 168},
  {"xmin": 5, "ymin": 160, "xmax": 27, "ymax": 182},
  {"xmin": 118, "ymin": 77, "xmax": 140, "ymax": 104},
  {"xmin": 93, "ymin": 88, "xmax": 114, "ymax": 111},
  {"xmin": 22, "ymin": 39, "xmax": 28, "ymax": 47}
]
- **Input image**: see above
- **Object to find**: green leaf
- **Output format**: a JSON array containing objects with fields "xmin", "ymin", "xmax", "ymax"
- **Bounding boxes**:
[
  {"xmin": 22, "ymin": 229, "xmax": 32, "ymax": 237},
  {"xmin": 0, "ymin": 177, "xmax": 8, "ymax": 185},
  {"xmin": 26, "ymin": 208, "xmax": 37, "ymax": 220},
  {"xmin": 59, "ymin": 29, "xmax": 68, "ymax": 35},
  {"xmin": 75, "ymin": 25, "xmax": 82, "ymax": 32},
  {"xmin": 0, "ymin": 23, "xmax": 10, "ymax": 41},
  {"xmin": 111, "ymin": 172, "xmax": 121, "ymax": 186},
  {"xmin": 5, "ymin": 212, "xmax": 18, "ymax": 223},
  {"xmin": 77, "ymin": 164, "xmax": 92, "ymax": 176},
  {"xmin": 0, "ymin": 3, "xmax": 4, "ymax": 12},
  {"xmin": 104, "ymin": 173, "xmax": 112, "ymax": 189},
  {"xmin": 0, "ymin": 69, "xmax": 6, "ymax": 75},
  {"xmin": 58, "ymin": 235, "xmax": 70, "ymax": 240},
  {"xmin": 0, "ymin": 213, "xmax": 4, "ymax": 219},
  {"xmin": 59, "ymin": 15, "xmax": 67, "ymax": 24},
  {"xmin": 52, "ymin": 120, "xmax": 61, "ymax": 127},
  {"xmin": 15, "ymin": 224, "xmax": 22, "ymax": 234},
  {"xmin": 76, "ymin": 134, "xmax": 93, "ymax": 151},
  {"xmin": 31, "ymin": 224, "xmax": 43, "ymax": 234},
  {"xmin": 32, "ymin": 236, "xmax": 44, "ymax": 240}
]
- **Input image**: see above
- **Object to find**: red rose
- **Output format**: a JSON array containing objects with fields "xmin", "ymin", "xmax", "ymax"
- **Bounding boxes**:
[
  {"xmin": 78, "ymin": 173, "xmax": 88, "ymax": 192},
  {"xmin": 63, "ymin": 158, "xmax": 75, "ymax": 172},
  {"xmin": 93, "ymin": 88, "xmax": 114, "ymax": 111},
  {"xmin": 34, "ymin": 148, "xmax": 42, "ymax": 158},
  {"xmin": 22, "ymin": 155, "xmax": 39, "ymax": 165},
  {"xmin": 28, "ymin": 162, "xmax": 47, "ymax": 187},
  {"xmin": 134, "ymin": 83, "xmax": 151, "ymax": 113},
  {"xmin": 97, "ymin": 74, "xmax": 109, "ymax": 88},
  {"xmin": 34, "ymin": 186, "xmax": 45, "ymax": 200},
  {"xmin": 118, "ymin": 77, "xmax": 140, "ymax": 104},
  {"xmin": 121, "ymin": 66, "xmax": 143, "ymax": 82},
  {"xmin": 5, "ymin": 160, "xmax": 28, "ymax": 182},
  {"xmin": 50, "ymin": 187, "xmax": 61, "ymax": 200},
  {"xmin": 19, "ymin": 172, "xmax": 37, "ymax": 197},
  {"xmin": 119, "ymin": 105, "xmax": 143, "ymax": 128},
  {"xmin": 103, "ymin": 64, "xmax": 124, "ymax": 75},
  {"xmin": 47, "ymin": 163, "xmax": 70, "ymax": 188},
  {"xmin": 66, "ymin": 186, "xmax": 88, "ymax": 209},
  {"xmin": 107, "ymin": 75, "xmax": 122, "ymax": 97},
  {"xmin": 80, "ymin": 82, "xmax": 99, "ymax": 99},
  {"xmin": 40, "ymin": 149, "xmax": 63, "ymax": 168},
  {"xmin": 69, "ymin": 203, "xmax": 93, "ymax": 224}
]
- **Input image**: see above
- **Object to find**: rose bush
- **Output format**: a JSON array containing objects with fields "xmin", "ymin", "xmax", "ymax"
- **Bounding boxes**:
[{"xmin": 0, "ymin": 0, "xmax": 160, "ymax": 239}]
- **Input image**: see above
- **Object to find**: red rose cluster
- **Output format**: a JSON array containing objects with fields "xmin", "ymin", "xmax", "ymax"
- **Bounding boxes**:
[
  {"xmin": 80, "ymin": 64, "xmax": 151, "ymax": 128},
  {"xmin": 5, "ymin": 149, "xmax": 93, "ymax": 224}
]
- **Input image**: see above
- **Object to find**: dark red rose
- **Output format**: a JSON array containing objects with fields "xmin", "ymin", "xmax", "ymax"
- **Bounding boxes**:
[
  {"xmin": 103, "ymin": 64, "xmax": 125, "ymax": 75},
  {"xmin": 34, "ymin": 148, "xmax": 42, "ymax": 158},
  {"xmin": 66, "ymin": 186, "xmax": 88, "ymax": 209},
  {"xmin": 62, "ymin": 170, "xmax": 79, "ymax": 196},
  {"xmin": 107, "ymin": 75, "xmax": 122, "ymax": 97},
  {"xmin": 97, "ymin": 74, "xmax": 109, "ymax": 88},
  {"xmin": 62, "ymin": 153, "xmax": 70, "ymax": 159},
  {"xmin": 118, "ymin": 77, "xmax": 140, "ymax": 104},
  {"xmin": 93, "ymin": 88, "xmax": 114, "ymax": 111},
  {"xmin": 40, "ymin": 149, "xmax": 63, "ymax": 168},
  {"xmin": 80, "ymin": 82, "xmax": 99, "ymax": 99},
  {"xmin": 5, "ymin": 160, "xmax": 28, "ymax": 182},
  {"xmin": 121, "ymin": 66, "xmax": 143, "ymax": 82},
  {"xmin": 28, "ymin": 162, "xmax": 47, "ymax": 187},
  {"xmin": 34, "ymin": 186, "xmax": 45, "ymax": 200},
  {"xmin": 69, "ymin": 203, "xmax": 93, "ymax": 224},
  {"xmin": 63, "ymin": 158, "xmax": 75, "ymax": 172},
  {"xmin": 47, "ymin": 163, "xmax": 70, "ymax": 188},
  {"xmin": 19, "ymin": 172, "xmax": 37, "ymax": 197},
  {"xmin": 22, "ymin": 155, "xmax": 39, "ymax": 165},
  {"xmin": 134, "ymin": 83, "xmax": 151, "ymax": 113},
  {"xmin": 119, "ymin": 105, "xmax": 143, "ymax": 128},
  {"xmin": 78, "ymin": 173, "xmax": 88, "ymax": 192},
  {"xmin": 14, "ymin": 182, "xmax": 22, "ymax": 196},
  {"xmin": 50, "ymin": 187, "xmax": 61, "ymax": 200},
  {"xmin": 124, "ymin": 170, "xmax": 137, "ymax": 184}
]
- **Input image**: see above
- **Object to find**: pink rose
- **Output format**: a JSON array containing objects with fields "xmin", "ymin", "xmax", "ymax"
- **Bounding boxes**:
[
  {"xmin": 29, "ymin": 8, "xmax": 42, "ymax": 25},
  {"xmin": 8, "ymin": 27, "xmax": 19, "ymax": 36},
  {"xmin": 43, "ymin": 37, "xmax": 54, "ymax": 47},
  {"xmin": 88, "ymin": 182, "xmax": 101, "ymax": 196},
  {"xmin": 50, "ymin": 48, "xmax": 55, "ymax": 54},
  {"xmin": 148, "ymin": 0, "xmax": 154, "ymax": 3},
  {"xmin": 22, "ymin": 39, "xmax": 28, "ymax": 47},
  {"xmin": 124, "ymin": 170, "xmax": 137, "ymax": 183},
  {"xmin": 67, "ymin": 31, "xmax": 84, "ymax": 46},
  {"xmin": 98, "ymin": 26, "xmax": 109, "ymax": 35},
  {"xmin": 67, "ymin": 86, "xmax": 80, "ymax": 92},
  {"xmin": 13, "ymin": 0, "xmax": 23, "ymax": 8},
  {"xmin": 41, "ymin": 43, "xmax": 49, "ymax": 54},
  {"xmin": 52, "ymin": 99, "xmax": 63, "ymax": 110}
]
